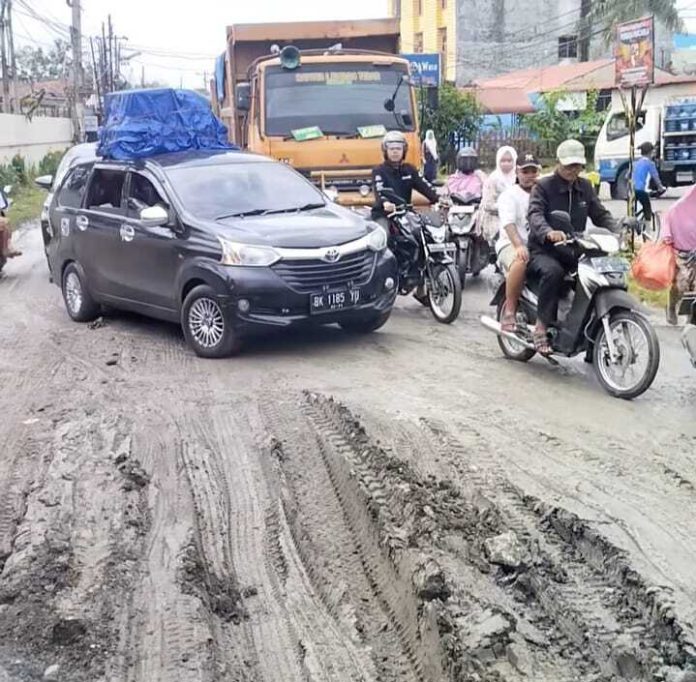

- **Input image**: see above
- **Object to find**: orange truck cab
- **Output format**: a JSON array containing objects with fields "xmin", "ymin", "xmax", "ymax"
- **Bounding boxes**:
[{"xmin": 213, "ymin": 19, "xmax": 423, "ymax": 208}]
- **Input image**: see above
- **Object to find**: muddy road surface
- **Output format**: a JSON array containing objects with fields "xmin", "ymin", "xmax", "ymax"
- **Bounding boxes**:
[{"xmin": 0, "ymin": 223, "xmax": 694, "ymax": 681}]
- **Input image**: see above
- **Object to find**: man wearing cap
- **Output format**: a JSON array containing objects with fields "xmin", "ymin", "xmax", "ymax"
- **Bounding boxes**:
[
  {"xmin": 527, "ymin": 139, "xmax": 619, "ymax": 354},
  {"xmin": 496, "ymin": 153, "xmax": 542, "ymax": 331}
]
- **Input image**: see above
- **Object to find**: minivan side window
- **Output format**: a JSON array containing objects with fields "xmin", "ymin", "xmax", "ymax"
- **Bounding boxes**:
[
  {"xmin": 85, "ymin": 169, "xmax": 127, "ymax": 215},
  {"xmin": 606, "ymin": 111, "xmax": 646, "ymax": 142},
  {"xmin": 57, "ymin": 165, "xmax": 92, "ymax": 209},
  {"xmin": 127, "ymin": 173, "xmax": 168, "ymax": 216}
]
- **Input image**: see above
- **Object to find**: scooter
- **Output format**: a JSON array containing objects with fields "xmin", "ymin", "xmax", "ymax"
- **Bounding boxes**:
[
  {"xmin": 480, "ymin": 211, "xmax": 661, "ymax": 400},
  {"xmin": 445, "ymin": 192, "xmax": 495, "ymax": 287}
]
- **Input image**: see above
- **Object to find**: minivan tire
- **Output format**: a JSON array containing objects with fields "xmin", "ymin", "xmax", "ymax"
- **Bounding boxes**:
[
  {"xmin": 181, "ymin": 285, "xmax": 241, "ymax": 358},
  {"xmin": 340, "ymin": 310, "xmax": 391, "ymax": 334},
  {"xmin": 61, "ymin": 262, "xmax": 101, "ymax": 322}
]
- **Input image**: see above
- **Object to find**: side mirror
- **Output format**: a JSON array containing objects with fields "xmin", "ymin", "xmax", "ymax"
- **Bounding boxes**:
[
  {"xmin": 549, "ymin": 210, "xmax": 573, "ymax": 231},
  {"xmin": 236, "ymin": 83, "xmax": 251, "ymax": 112},
  {"xmin": 35, "ymin": 175, "xmax": 53, "ymax": 191},
  {"xmin": 139, "ymin": 205, "xmax": 169, "ymax": 228},
  {"xmin": 2, "ymin": 184, "xmax": 12, "ymax": 195},
  {"xmin": 383, "ymin": 98, "xmax": 395, "ymax": 113}
]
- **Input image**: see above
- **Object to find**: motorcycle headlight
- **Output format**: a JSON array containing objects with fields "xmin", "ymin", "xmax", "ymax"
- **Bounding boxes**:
[
  {"xmin": 428, "ymin": 225, "xmax": 446, "ymax": 243},
  {"xmin": 366, "ymin": 225, "xmax": 387, "ymax": 252},
  {"xmin": 218, "ymin": 237, "xmax": 280, "ymax": 267}
]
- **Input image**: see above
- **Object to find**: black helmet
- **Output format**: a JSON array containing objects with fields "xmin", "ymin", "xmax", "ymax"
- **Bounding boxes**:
[
  {"xmin": 381, "ymin": 130, "xmax": 408, "ymax": 161},
  {"xmin": 456, "ymin": 146, "xmax": 478, "ymax": 174}
]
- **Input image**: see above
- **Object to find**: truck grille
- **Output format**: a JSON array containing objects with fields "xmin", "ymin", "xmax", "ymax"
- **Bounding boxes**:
[{"xmin": 272, "ymin": 250, "xmax": 376, "ymax": 294}]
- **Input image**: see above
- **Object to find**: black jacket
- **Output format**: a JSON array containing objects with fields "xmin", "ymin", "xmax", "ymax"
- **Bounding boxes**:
[
  {"xmin": 528, "ymin": 172, "xmax": 617, "ymax": 253},
  {"xmin": 371, "ymin": 162, "xmax": 439, "ymax": 219}
]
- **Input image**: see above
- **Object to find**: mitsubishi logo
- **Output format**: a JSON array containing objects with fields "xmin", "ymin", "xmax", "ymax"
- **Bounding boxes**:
[
  {"xmin": 339, "ymin": 153, "xmax": 350, "ymax": 164},
  {"xmin": 323, "ymin": 248, "xmax": 341, "ymax": 263}
]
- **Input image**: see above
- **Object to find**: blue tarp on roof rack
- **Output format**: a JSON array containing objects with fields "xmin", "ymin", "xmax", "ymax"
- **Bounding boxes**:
[{"xmin": 98, "ymin": 88, "xmax": 236, "ymax": 160}]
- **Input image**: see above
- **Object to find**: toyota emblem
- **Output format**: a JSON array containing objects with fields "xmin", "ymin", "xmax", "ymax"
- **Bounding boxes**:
[{"xmin": 323, "ymin": 248, "xmax": 341, "ymax": 263}]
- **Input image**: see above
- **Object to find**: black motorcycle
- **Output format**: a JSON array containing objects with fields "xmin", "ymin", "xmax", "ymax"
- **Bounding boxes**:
[
  {"xmin": 445, "ymin": 192, "xmax": 495, "ymax": 287},
  {"xmin": 380, "ymin": 188, "xmax": 462, "ymax": 324},
  {"xmin": 480, "ymin": 211, "xmax": 660, "ymax": 400}
]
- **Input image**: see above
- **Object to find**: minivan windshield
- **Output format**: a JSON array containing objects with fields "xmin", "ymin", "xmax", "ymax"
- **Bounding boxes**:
[{"xmin": 166, "ymin": 162, "xmax": 326, "ymax": 220}]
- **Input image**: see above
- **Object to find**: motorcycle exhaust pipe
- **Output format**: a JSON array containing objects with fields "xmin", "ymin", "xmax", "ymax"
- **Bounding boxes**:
[{"xmin": 480, "ymin": 315, "xmax": 536, "ymax": 352}]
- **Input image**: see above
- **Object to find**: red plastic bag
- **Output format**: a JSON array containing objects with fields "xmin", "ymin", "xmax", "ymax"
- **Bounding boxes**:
[{"xmin": 631, "ymin": 242, "xmax": 676, "ymax": 291}]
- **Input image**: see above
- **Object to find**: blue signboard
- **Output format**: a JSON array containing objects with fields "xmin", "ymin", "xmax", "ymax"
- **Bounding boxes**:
[{"xmin": 401, "ymin": 53, "xmax": 441, "ymax": 87}]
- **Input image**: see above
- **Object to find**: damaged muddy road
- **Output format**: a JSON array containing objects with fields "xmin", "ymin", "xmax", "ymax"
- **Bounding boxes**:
[{"xmin": 1, "ymin": 226, "xmax": 695, "ymax": 681}]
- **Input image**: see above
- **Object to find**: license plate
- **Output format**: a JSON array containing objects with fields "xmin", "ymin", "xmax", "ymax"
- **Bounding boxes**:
[
  {"xmin": 677, "ymin": 171, "xmax": 694, "ymax": 183},
  {"xmin": 591, "ymin": 256, "xmax": 630, "ymax": 273},
  {"xmin": 310, "ymin": 288, "xmax": 361, "ymax": 314}
]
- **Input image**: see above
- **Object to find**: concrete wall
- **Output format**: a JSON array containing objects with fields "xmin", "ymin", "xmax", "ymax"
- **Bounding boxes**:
[{"xmin": 0, "ymin": 114, "xmax": 73, "ymax": 166}]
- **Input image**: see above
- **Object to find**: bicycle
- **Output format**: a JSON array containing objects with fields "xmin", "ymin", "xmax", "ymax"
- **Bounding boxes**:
[{"xmin": 632, "ymin": 187, "xmax": 666, "ymax": 243}]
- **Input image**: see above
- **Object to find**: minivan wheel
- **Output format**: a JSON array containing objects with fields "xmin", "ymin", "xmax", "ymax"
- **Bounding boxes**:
[
  {"xmin": 61, "ymin": 263, "xmax": 100, "ymax": 322},
  {"xmin": 181, "ymin": 285, "xmax": 241, "ymax": 358}
]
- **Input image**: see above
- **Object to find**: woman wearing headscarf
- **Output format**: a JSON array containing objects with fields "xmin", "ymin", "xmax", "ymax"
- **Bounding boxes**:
[
  {"xmin": 479, "ymin": 145, "xmax": 518, "ymax": 242},
  {"xmin": 422, "ymin": 130, "xmax": 439, "ymax": 183}
]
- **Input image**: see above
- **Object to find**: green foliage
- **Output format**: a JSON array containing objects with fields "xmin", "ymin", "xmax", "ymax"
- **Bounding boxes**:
[
  {"xmin": 38, "ymin": 150, "xmax": 67, "ymax": 178},
  {"xmin": 522, "ymin": 90, "xmax": 606, "ymax": 154},
  {"xmin": 16, "ymin": 40, "xmax": 71, "ymax": 83},
  {"xmin": 590, "ymin": 0, "xmax": 683, "ymax": 43},
  {"xmin": 419, "ymin": 85, "xmax": 483, "ymax": 159}
]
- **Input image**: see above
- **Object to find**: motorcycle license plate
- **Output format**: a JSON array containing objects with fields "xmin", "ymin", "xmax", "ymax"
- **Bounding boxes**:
[
  {"xmin": 310, "ymin": 288, "xmax": 361, "ymax": 314},
  {"xmin": 591, "ymin": 256, "xmax": 630, "ymax": 273},
  {"xmin": 428, "ymin": 242, "xmax": 456, "ymax": 254}
]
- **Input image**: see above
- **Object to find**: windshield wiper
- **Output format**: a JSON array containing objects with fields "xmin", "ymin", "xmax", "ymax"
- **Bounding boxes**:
[
  {"xmin": 262, "ymin": 202, "xmax": 326, "ymax": 215},
  {"xmin": 215, "ymin": 209, "xmax": 268, "ymax": 220}
]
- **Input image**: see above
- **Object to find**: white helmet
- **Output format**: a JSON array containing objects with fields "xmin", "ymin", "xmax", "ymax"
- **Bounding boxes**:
[{"xmin": 381, "ymin": 130, "xmax": 408, "ymax": 159}]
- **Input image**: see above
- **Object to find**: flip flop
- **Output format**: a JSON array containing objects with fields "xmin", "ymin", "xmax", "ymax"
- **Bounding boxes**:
[
  {"xmin": 501, "ymin": 307, "xmax": 517, "ymax": 333},
  {"xmin": 533, "ymin": 330, "xmax": 552, "ymax": 355}
]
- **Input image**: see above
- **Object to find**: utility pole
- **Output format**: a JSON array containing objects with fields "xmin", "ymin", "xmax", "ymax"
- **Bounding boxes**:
[
  {"xmin": 107, "ymin": 15, "xmax": 113, "ymax": 93},
  {"xmin": 0, "ymin": 0, "xmax": 10, "ymax": 113},
  {"xmin": 6, "ymin": 0, "xmax": 16, "ymax": 112},
  {"xmin": 67, "ymin": 0, "xmax": 83, "ymax": 141}
]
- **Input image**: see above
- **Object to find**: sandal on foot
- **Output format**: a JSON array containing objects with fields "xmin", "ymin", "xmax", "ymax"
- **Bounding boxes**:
[{"xmin": 533, "ymin": 330, "xmax": 552, "ymax": 355}]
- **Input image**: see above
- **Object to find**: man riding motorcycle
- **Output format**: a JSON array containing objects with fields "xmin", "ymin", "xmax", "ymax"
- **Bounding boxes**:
[
  {"xmin": 527, "ymin": 139, "xmax": 634, "ymax": 354},
  {"xmin": 446, "ymin": 147, "xmax": 486, "ymax": 199},
  {"xmin": 371, "ymin": 130, "xmax": 440, "ymax": 232}
]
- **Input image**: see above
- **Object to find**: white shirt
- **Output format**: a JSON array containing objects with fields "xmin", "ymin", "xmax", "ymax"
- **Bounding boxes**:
[{"xmin": 496, "ymin": 184, "xmax": 532, "ymax": 254}]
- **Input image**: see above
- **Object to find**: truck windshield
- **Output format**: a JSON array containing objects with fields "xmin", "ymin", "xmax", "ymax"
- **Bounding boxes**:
[{"xmin": 264, "ymin": 63, "xmax": 415, "ymax": 137}]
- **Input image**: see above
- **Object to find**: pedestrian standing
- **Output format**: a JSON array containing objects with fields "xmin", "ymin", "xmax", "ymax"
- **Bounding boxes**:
[
  {"xmin": 422, "ymin": 130, "xmax": 439, "ymax": 183},
  {"xmin": 480, "ymin": 145, "xmax": 517, "ymax": 242}
]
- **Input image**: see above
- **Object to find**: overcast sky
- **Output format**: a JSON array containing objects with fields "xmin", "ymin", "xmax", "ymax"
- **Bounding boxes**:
[
  {"xmin": 10, "ymin": 0, "xmax": 696, "ymax": 89},
  {"xmin": 12, "ymin": 0, "xmax": 390, "ymax": 88}
]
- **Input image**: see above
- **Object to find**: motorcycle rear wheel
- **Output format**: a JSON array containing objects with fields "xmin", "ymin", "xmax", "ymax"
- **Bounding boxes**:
[{"xmin": 496, "ymin": 300, "xmax": 536, "ymax": 362}]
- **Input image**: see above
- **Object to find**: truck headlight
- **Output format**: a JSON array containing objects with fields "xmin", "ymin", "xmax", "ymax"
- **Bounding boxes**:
[
  {"xmin": 366, "ymin": 225, "xmax": 387, "ymax": 252},
  {"xmin": 218, "ymin": 237, "xmax": 280, "ymax": 267}
]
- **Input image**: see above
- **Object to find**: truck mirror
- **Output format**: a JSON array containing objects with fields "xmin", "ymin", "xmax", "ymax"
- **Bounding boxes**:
[{"xmin": 236, "ymin": 83, "xmax": 251, "ymax": 112}]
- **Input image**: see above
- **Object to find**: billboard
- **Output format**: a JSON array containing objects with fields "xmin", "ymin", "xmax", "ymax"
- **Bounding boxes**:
[
  {"xmin": 401, "ymin": 53, "xmax": 441, "ymax": 87},
  {"xmin": 615, "ymin": 16, "xmax": 655, "ymax": 88}
]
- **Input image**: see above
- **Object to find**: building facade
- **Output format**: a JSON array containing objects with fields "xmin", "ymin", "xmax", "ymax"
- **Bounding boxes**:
[{"xmin": 390, "ymin": 0, "xmax": 673, "ymax": 86}]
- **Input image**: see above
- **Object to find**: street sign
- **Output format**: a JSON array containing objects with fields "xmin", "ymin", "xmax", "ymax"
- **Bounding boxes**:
[
  {"xmin": 615, "ymin": 16, "xmax": 655, "ymax": 88},
  {"xmin": 83, "ymin": 114, "xmax": 99, "ymax": 133},
  {"xmin": 401, "ymin": 54, "xmax": 441, "ymax": 87}
]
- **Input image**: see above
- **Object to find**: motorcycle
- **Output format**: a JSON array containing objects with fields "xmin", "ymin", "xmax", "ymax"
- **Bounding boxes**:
[
  {"xmin": 0, "ymin": 184, "xmax": 13, "ymax": 275},
  {"xmin": 380, "ymin": 188, "xmax": 462, "ymax": 324},
  {"xmin": 445, "ymin": 191, "xmax": 495, "ymax": 287},
  {"xmin": 679, "ymin": 290, "xmax": 696, "ymax": 369},
  {"xmin": 480, "ymin": 211, "xmax": 661, "ymax": 400}
]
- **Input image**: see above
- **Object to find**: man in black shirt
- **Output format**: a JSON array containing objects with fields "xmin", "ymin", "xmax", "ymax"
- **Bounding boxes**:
[{"xmin": 371, "ymin": 130, "xmax": 440, "ymax": 229}]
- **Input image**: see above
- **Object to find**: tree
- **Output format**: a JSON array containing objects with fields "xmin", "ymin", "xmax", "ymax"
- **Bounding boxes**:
[
  {"xmin": 579, "ymin": 0, "xmax": 684, "ymax": 59},
  {"xmin": 419, "ymin": 84, "xmax": 482, "ymax": 168},
  {"xmin": 522, "ymin": 90, "xmax": 606, "ymax": 156},
  {"xmin": 15, "ymin": 40, "xmax": 71, "ymax": 83}
]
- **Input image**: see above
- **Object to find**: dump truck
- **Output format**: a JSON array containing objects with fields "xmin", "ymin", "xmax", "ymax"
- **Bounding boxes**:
[{"xmin": 212, "ymin": 19, "xmax": 422, "ymax": 207}]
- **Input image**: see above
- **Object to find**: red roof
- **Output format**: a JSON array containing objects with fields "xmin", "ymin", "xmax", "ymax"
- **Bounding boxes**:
[{"xmin": 463, "ymin": 86, "xmax": 535, "ymax": 115}]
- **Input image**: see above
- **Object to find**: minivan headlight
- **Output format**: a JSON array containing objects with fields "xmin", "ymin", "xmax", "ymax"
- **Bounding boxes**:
[
  {"xmin": 218, "ymin": 237, "xmax": 280, "ymax": 267},
  {"xmin": 366, "ymin": 225, "xmax": 387, "ymax": 252}
]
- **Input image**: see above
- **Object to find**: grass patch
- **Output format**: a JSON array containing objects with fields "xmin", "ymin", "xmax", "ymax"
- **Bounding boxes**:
[{"xmin": 7, "ymin": 184, "xmax": 47, "ymax": 229}]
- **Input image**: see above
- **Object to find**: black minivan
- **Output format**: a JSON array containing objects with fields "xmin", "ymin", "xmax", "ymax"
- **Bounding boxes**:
[{"xmin": 43, "ymin": 150, "xmax": 398, "ymax": 357}]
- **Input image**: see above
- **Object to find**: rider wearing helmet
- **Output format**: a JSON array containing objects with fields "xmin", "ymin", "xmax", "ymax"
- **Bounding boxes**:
[
  {"xmin": 371, "ymin": 130, "xmax": 439, "ymax": 227},
  {"xmin": 446, "ymin": 147, "xmax": 487, "ymax": 198}
]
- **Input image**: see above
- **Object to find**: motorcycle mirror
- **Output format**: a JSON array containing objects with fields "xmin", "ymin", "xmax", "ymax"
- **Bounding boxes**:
[{"xmin": 549, "ymin": 210, "xmax": 572, "ymax": 231}]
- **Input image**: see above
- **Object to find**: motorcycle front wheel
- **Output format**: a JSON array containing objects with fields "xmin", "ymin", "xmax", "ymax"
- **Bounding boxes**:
[
  {"xmin": 593, "ymin": 310, "xmax": 660, "ymax": 400},
  {"xmin": 427, "ymin": 263, "xmax": 462, "ymax": 324}
]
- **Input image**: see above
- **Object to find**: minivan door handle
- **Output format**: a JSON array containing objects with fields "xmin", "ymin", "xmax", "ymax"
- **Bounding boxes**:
[{"xmin": 119, "ymin": 224, "xmax": 135, "ymax": 242}]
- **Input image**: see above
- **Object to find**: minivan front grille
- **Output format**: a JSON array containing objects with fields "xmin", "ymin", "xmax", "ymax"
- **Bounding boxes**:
[{"xmin": 272, "ymin": 250, "xmax": 376, "ymax": 294}]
